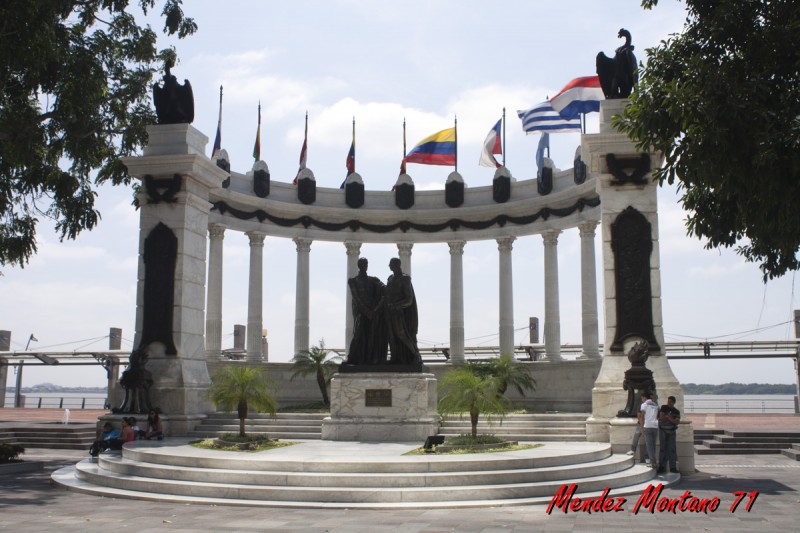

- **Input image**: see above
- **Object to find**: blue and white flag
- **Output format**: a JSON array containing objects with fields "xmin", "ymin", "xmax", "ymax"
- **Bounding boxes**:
[{"xmin": 517, "ymin": 101, "xmax": 580, "ymax": 134}]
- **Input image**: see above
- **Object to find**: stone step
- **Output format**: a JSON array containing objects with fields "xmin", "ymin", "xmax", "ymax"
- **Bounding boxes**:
[
  {"xmin": 722, "ymin": 430, "xmax": 800, "ymax": 439},
  {"xmin": 186, "ymin": 431, "xmax": 322, "ymax": 440},
  {"xmin": 71, "ymin": 458, "xmax": 655, "ymax": 504},
  {"xmin": 695, "ymin": 445, "xmax": 786, "ymax": 455},
  {"xmin": 781, "ymin": 448, "xmax": 800, "ymax": 461},
  {"xmin": 96, "ymin": 452, "xmax": 635, "ymax": 488},
  {"xmin": 15, "ymin": 441, "xmax": 92, "ymax": 450},
  {"xmin": 439, "ymin": 420, "xmax": 586, "ymax": 428},
  {"xmin": 438, "ymin": 433, "xmax": 585, "ymax": 442},
  {"xmin": 702, "ymin": 440, "xmax": 793, "ymax": 450},
  {"xmin": 193, "ymin": 423, "xmax": 322, "ymax": 432},
  {"xmin": 438, "ymin": 427, "xmax": 586, "ymax": 436},
  {"xmin": 205, "ymin": 413, "xmax": 328, "ymax": 420},
  {"xmin": 53, "ymin": 440, "xmax": 676, "ymax": 509},
  {"xmin": 712, "ymin": 435, "xmax": 800, "ymax": 444},
  {"xmin": 8, "ymin": 435, "xmax": 94, "ymax": 444}
]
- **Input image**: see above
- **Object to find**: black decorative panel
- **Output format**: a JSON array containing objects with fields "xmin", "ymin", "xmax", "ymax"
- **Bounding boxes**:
[
  {"xmin": 140, "ymin": 223, "xmax": 178, "ymax": 355},
  {"xmin": 253, "ymin": 169, "xmax": 270, "ymax": 198},
  {"xmin": 493, "ymin": 175, "xmax": 510, "ymax": 203},
  {"xmin": 395, "ymin": 183, "xmax": 414, "ymax": 209},
  {"xmin": 445, "ymin": 180, "xmax": 464, "ymax": 208},
  {"xmin": 298, "ymin": 177, "xmax": 316, "ymax": 205},
  {"xmin": 610, "ymin": 206, "xmax": 660, "ymax": 353},
  {"xmin": 144, "ymin": 174, "xmax": 181, "ymax": 204},
  {"xmin": 345, "ymin": 181, "xmax": 364, "ymax": 208},
  {"xmin": 538, "ymin": 168, "xmax": 553, "ymax": 195}
]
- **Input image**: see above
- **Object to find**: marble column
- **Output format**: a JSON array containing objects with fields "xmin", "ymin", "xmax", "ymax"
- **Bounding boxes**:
[
  {"xmin": 245, "ymin": 232, "xmax": 265, "ymax": 363},
  {"xmin": 542, "ymin": 230, "xmax": 563, "ymax": 361},
  {"xmin": 344, "ymin": 241, "xmax": 362, "ymax": 354},
  {"xmin": 448, "ymin": 241, "xmax": 466, "ymax": 365},
  {"xmin": 294, "ymin": 237, "xmax": 312, "ymax": 356},
  {"xmin": 497, "ymin": 237, "xmax": 516, "ymax": 359},
  {"xmin": 205, "ymin": 225, "xmax": 225, "ymax": 359},
  {"xmin": 397, "ymin": 242, "xmax": 413, "ymax": 277},
  {"xmin": 579, "ymin": 221, "xmax": 601, "ymax": 359}
]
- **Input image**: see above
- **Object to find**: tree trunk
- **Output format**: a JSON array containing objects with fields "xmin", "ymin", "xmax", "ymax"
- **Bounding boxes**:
[
  {"xmin": 317, "ymin": 369, "xmax": 330, "ymax": 406},
  {"xmin": 238, "ymin": 400, "xmax": 248, "ymax": 437},
  {"xmin": 470, "ymin": 408, "xmax": 479, "ymax": 438}
]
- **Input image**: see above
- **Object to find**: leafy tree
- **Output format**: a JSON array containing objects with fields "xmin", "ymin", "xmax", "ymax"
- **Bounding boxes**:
[
  {"xmin": 207, "ymin": 365, "xmax": 278, "ymax": 437},
  {"xmin": 290, "ymin": 340, "xmax": 342, "ymax": 407},
  {"xmin": 614, "ymin": 0, "xmax": 800, "ymax": 279},
  {"xmin": 0, "ymin": 0, "xmax": 196, "ymax": 268},
  {"xmin": 438, "ymin": 366, "xmax": 510, "ymax": 438},
  {"xmin": 468, "ymin": 353, "xmax": 536, "ymax": 397}
]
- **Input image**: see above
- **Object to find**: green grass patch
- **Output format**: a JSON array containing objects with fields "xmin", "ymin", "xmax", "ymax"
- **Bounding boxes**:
[
  {"xmin": 404, "ymin": 443, "xmax": 542, "ymax": 456},
  {"xmin": 443, "ymin": 434, "xmax": 506, "ymax": 446},
  {"xmin": 190, "ymin": 438, "xmax": 296, "ymax": 452}
]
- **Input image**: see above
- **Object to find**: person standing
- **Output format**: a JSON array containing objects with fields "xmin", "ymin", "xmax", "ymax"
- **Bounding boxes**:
[
  {"xmin": 658, "ymin": 395, "xmax": 681, "ymax": 473},
  {"xmin": 627, "ymin": 399, "xmax": 649, "ymax": 463},
  {"xmin": 640, "ymin": 391, "xmax": 659, "ymax": 469}
]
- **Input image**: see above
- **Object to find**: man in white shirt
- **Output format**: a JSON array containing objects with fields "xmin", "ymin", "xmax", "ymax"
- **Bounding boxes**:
[{"xmin": 640, "ymin": 391, "xmax": 659, "ymax": 470}]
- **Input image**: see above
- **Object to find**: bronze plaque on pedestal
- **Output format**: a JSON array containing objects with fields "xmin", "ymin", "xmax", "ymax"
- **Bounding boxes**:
[{"xmin": 365, "ymin": 389, "xmax": 392, "ymax": 407}]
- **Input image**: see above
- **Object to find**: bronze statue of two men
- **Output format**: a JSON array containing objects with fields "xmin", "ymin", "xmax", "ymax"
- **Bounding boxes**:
[{"xmin": 345, "ymin": 257, "xmax": 422, "ymax": 371}]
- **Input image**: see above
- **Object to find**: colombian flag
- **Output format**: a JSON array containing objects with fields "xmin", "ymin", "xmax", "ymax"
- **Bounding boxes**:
[{"xmin": 404, "ymin": 127, "xmax": 456, "ymax": 166}]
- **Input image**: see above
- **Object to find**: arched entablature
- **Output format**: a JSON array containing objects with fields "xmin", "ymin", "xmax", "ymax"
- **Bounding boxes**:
[{"xmin": 206, "ymin": 168, "xmax": 600, "ymax": 243}]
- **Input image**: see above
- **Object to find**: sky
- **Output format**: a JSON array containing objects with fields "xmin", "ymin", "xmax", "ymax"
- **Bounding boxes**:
[{"xmin": 1, "ymin": 0, "xmax": 798, "ymax": 389}]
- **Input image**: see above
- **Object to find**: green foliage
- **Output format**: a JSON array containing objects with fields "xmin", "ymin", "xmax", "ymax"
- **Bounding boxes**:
[
  {"xmin": 0, "ymin": 0, "xmax": 196, "ymax": 268},
  {"xmin": 682, "ymin": 382, "xmax": 796, "ymax": 395},
  {"xmin": 443, "ymin": 434, "xmax": 506, "ymax": 446},
  {"xmin": 438, "ymin": 366, "xmax": 510, "ymax": 438},
  {"xmin": 0, "ymin": 443, "xmax": 25, "ymax": 463},
  {"xmin": 291, "ymin": 340, "xmax": 342, "ymax": 407},
  {"xmin": 468, "ymin": 353, "xmax": 536, "ymax": 397},
  {"xmin": 207, "ymin": 365, "xmax": 278, "ymax": 437},
  {"xmin": 616, "ymin": 0, "xmax": 800, "ymax": 279}
]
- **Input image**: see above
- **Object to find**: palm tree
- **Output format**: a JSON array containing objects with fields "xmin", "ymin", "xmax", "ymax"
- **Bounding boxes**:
[
  {"xmin": 290, "ymin": 339, "xmax": 342, "ymax": 406},
  {"xmin": 207, "ymin": 365, "xmax": 278, "ymax": 437},
  {"xmin": 438, "ymin": 366, "xmax": 510, "ymax": 438},
  {"xmin": 469, "ymin": 353, "xmax": 536, "ymax": 396}
]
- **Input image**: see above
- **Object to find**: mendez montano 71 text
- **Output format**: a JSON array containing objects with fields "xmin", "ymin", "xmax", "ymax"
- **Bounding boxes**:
[{"xmin": 546, "ymin": 483, "xmax": 759, "ymax": 515}]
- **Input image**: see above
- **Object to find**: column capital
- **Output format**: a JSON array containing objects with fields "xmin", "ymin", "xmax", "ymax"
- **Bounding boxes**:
[
  {"xmin": 397, "ymin": 242, "xmax": 414, "ymax": 254},
  {"xmin": 542, "ymin": 229, "xmax": 562, "ymax": 246},
  {"xmin": 344, "ymin": 241, "xmax": 362, "ymax": 257},
  {"xmin": 246, "ymin": 232, "xmax": 266, "ymax": 246},
  {"xmin": 294, "ymin": 237, "xmax": 312, "ymax": 253},
  {"xmin": 208, "ymin": 224, "xmax": 226, "ymax": 240},
  {"xmin": 578, "ymin": 220, "xmax": 599, "ymax": 238},
  {"xmin": 496, "ymin": 236, "xmax": 515, "ymax": 253},
  {"xmin": 448, "ymin": 240, "xmax": 466, "ymax": 255}
]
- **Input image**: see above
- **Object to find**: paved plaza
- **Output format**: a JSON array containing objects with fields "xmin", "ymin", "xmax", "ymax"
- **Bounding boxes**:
[{"xmin": 2, "ymin": 438, "xmax": 799, "ymax": 530}]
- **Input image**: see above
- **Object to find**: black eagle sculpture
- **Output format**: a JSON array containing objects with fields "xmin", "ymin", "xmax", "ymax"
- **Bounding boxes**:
[
  {"xmin": 153, "ymin": 59, "xmax": 195, "ymax": 124},
  {"xmin": 596, "ymin": 28, "xmax": 638, "ymax": 99}
]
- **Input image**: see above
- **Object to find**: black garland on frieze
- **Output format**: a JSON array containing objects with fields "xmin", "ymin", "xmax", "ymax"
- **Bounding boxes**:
[{"xmin": 210, "ymin": 196, "xmax": 600, "ymax": 234}]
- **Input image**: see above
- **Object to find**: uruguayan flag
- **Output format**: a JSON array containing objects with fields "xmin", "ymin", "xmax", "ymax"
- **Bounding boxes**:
[{"xmin": 517, "ymin": 101, "xmax": 580, "ymax": 134}]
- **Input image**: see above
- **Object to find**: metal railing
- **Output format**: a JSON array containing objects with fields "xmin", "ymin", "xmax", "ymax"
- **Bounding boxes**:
[{"xmin": 683, "ymin": 397, "xmax": 796, "ymax": 413}]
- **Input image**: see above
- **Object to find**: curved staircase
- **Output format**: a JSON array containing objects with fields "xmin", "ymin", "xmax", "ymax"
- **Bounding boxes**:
[{"xmin": 52, "ymin": 439, "xmax": 668, "ymax": 509}]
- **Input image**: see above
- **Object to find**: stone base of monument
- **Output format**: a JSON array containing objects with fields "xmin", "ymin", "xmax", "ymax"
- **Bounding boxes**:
[{"xmin": 321, "ymin": 372, "xmax": 439, "ymax": 442}]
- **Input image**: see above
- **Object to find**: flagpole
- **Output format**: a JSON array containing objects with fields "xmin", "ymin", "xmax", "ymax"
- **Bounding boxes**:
[
  {"xmin": 454, "ymin": 115, "xmax": 458, "ymax": 173},
  {"xmin": 352, "ymin": 116, "xmax": 356, "ymax": 173},
  {"xmin": 502, "ymin": 107, "xmax": 506, "ymax": 167}
]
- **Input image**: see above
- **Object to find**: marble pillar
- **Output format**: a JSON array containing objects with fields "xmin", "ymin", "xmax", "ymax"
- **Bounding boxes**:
[
  {"xmin": 579, "ymin": 221, "xmax": 601, "ymax": 359},
  {"xmin": 294, "ymin": 237, "xmax": 312, "ymax": 356},
  {"xmin": 245, "ymin": 232, "xmax": 265, "ymax": 363},
  {"xmin": 497, "ymin": 237, "xmax": 516, "ymax": 359},
  {"xmin": 448, "ymin": 240, "xmax": 466, "ymax": 364},
  {"xmin": 543, "ymin": 230, "xmax": 563, "ymax": 361},
  {"xmin": 205, "ymin": 225, "xmax": 225, "ymax": 359},
  {"xmin": 344, "ymin": 241, "xmax": 362, "ymax": 354},
  {"xmin": 397, "ymin": 242, "xmax": 413, "ymax": 277}
]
